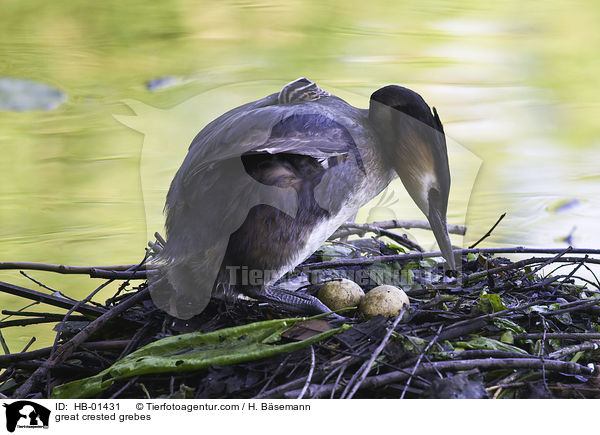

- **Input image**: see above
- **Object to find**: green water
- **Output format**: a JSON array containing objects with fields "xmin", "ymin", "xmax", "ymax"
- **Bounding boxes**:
[{"xmin": 1, "ymin": 0, "xmax": 599, "ymax": 350}]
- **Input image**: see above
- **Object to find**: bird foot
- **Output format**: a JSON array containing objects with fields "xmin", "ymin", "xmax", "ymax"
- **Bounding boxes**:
[{"xmin": 244, "ymin": 286, "xmax": 346, "ymax": 321}]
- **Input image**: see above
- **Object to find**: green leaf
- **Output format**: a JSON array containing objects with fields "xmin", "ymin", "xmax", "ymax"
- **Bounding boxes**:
[
  {"xmin": 392, "ymin": 333, "xmax": 428, "ymax": 353},
  {"xmin": 491, "ymin": 318, "xmax": 526, "ymax": 333},
  {"xmin": 453, "ymin": 337, "xmax": 529, "ymax": 354},
  {"xmin": 554, "ymin": 312, "xmax": 573, "ymax": 325},
  {"xmin": 385, "ymin": 240, "xmax": 407, "ymax": 253},
  {"xmin": 51, "ymin": 315, "xmax": 350, "ymax": 399},
  {"xmin": 548, "ymin": 303, "xmax": 573, "ymax": 325},
  {"xmin": 571, "ymin": 351, "xmax": 584, "ymax": 364},
  {"xmin": 315, "ymin": 244, "xmax": 355, "ymax": 261},
  {"xmin": 403, "ymin": 261, "xmax": 420, "ymax": 270},
  {"xmin": 500, "ymin": 331, "xmax": 514, "ymax": 344},
  {"xmin": 478, "ymin": 292, "xmax": 507, "ymax": 314},
  {"xmin": 548, "ymin": 339, "xmax": 562, "ymax": 352},
  {"xmin": 419, "ymin": 258, "xmax": 438, "ymax": 268},
  {"xmin": 527, "ymin": 305, "xmax": 551, "ymax": 314}
]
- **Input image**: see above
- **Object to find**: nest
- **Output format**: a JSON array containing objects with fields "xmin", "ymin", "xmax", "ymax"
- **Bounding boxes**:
[{"xmin": 1, "ymin": 219, "xmax": 599, "ymax": 399}]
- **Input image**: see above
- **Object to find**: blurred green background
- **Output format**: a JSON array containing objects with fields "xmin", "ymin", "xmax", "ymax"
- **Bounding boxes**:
[{"xmin": 1, "ymin": 0, "xmax": 599, "ymax": 350}]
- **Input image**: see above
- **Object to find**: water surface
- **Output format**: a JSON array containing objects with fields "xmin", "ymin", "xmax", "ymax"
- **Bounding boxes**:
[{"xmin": 1, "ymin": 0, "xmax": 599, "ymax": 349}]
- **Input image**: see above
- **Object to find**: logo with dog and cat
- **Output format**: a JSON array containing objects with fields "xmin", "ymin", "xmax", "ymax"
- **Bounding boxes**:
[{"xmin": 2, "ymin": 401, "xmax": 50, "ymax": 432}]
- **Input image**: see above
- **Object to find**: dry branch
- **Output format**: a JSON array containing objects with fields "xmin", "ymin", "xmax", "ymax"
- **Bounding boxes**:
[{"xmin": 0, "ymin": 281, "xmax": 107, "ymax": 317}]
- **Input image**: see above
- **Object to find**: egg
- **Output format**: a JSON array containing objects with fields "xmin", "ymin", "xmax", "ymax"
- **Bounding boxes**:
[
  {"xmin": 317, "ymin": 279, "xmax": 365, "ymax": 311},
  {"xmin": 359, "ymin": 285, "xmax": 410, "ymax": 318}
]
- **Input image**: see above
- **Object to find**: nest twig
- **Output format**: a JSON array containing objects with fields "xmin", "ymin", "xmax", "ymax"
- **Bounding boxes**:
[{"xmin": 0, "ymin": 220, "xmax": 599, "ymax": 399}]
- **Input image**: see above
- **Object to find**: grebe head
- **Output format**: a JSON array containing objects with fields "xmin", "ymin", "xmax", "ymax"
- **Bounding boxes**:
[{"xmin": 369, "ymin": 85, "xmax": 455, "ymax": 269}]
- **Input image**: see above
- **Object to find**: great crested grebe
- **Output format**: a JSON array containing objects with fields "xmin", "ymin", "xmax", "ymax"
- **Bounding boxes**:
[{"xmin": 148, "ymin": 78, "xmax": 455, "ymax": 319}]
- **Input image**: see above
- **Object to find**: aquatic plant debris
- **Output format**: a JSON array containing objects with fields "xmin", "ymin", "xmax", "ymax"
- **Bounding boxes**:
[{"xmin": 51, "ymin": 315, "xmax": 350, "ymax": 399}]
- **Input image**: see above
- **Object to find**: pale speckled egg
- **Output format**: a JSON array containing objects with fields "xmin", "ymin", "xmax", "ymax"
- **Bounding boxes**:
[
  {"xmin": 317, "ymin": 279, "xmax": 365, "ymax": 311},
  {"xmin": 359, "ymin": 285, "xmax": 410, "ymax": 318}
]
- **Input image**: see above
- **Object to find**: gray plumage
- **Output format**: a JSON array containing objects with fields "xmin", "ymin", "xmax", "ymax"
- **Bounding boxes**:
[{"xmin": 149, "ymin": 78, "xmax": 454, "ymax": 319}]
